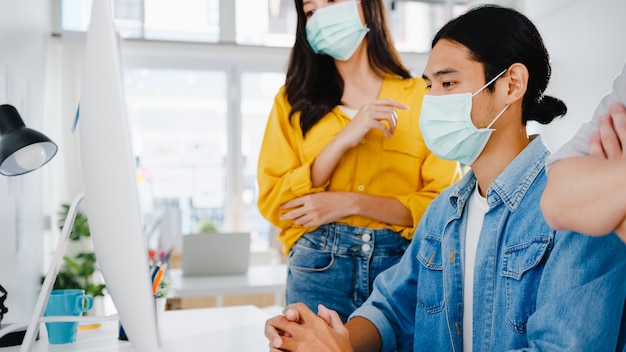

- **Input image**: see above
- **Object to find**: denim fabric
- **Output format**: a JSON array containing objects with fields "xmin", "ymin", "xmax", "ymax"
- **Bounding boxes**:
[
  {"xmin": 286, "ymin": 223, "xmax": 410, "ymax": 322},
  {"xmin": 351, "ymin": 136, "xmax": 626, "ymax": 351}
]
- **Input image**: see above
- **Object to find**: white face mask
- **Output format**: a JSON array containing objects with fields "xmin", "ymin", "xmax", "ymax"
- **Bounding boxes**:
[
  {"xmin": 305, "ymin": 1, "xmax": 370, "ymax": 61},
  {"xmin": 419, "ymin": 69, "xmax": 509, "ymax": 165}
]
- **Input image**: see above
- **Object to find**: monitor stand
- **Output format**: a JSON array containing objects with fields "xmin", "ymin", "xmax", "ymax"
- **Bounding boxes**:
[{"xmin": 19, "ymin": 193, "xmax": 84, "ymax": 351}]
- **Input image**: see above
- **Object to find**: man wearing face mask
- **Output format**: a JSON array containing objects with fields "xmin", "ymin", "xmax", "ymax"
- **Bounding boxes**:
[
  {"xmin": 264, "ymin": 6, "xmax": 626, "ymax": 351},
  {"xmin": 419, "ymin": 68, "xmax": 509, "ymax": 165},
  {"xmin": 257, "ymin": 0, "xmax": 460, "ymax": 323}
]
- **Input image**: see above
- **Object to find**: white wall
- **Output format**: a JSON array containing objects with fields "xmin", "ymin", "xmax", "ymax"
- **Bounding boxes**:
[
  {"xmin": 524, "ymin": 0, "xmax": 626, "ymax": 152},
  {"xmin": 0, "ymin": 0, "xmax": 52, "ymax": 322}
]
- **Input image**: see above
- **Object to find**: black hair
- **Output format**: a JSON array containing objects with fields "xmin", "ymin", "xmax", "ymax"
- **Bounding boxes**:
[
  {"xmin": 433, "ymin": 5, "xmax": 567, "ymax": 125},
  {"xmin": 286, "ymin": 0, "xmax": 412, "ymax": 136}
]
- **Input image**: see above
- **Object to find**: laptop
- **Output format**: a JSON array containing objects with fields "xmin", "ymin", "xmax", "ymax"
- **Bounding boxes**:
[{"xmin": 181, "ymin": 232, "xmax": 251, "ymax": 277}]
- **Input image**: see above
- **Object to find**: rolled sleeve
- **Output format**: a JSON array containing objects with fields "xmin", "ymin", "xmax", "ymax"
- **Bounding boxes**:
[{"xmin": 288, "ymin": 159, "xmax": 327, "ymax": 196}]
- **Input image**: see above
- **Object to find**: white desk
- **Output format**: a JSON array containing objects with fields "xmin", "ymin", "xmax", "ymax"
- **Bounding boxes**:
[
  {"xmin": 168, "ymin": 264, "xmax": 287, "ymax": 306},
  {"xmin": 0, "ymin": 305, "xmax": 271, "ymax": 351}
]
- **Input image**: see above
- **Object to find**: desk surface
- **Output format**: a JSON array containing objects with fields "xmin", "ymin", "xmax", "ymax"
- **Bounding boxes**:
[
  {"xmin": 168, "ymin": 264, "xmax": 287, "ymax": 298},
  {"xmin": 0, "ymin": 305, "xmax": 271, "ymax": 351}
]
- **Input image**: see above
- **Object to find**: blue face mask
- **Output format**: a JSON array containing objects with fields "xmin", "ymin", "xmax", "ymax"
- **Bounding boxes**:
[
  {"xmin": 419, "ymin": 69, "xmax": 509, "ymax": 165},
  {"xmin": 305, "ymin": 1, "xmax": 370, "ymax": 61}
]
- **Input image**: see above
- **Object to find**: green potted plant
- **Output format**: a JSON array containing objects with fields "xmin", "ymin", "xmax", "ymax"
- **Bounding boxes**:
[
  {"xmin": 197, "ymin": 220, "xmax": 219, "ymax": 233},
  {"xmin": 44, "ymin": 204, "xmax": 106, "ymax": 298}
]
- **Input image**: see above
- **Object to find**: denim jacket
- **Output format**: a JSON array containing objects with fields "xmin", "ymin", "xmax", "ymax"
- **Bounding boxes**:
[{"xmin": 351, "ymin": 136, "xmax": 626, "ymax": 351}]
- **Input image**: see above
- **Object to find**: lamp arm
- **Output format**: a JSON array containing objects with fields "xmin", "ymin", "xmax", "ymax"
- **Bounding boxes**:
[{"xmin": 20, "ymin": 192, "xmax": 85, "ymax": 352}]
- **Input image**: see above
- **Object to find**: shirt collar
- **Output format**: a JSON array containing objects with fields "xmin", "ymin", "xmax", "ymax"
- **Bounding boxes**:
[{"xmin": 449, "ymin": 135, "xmax": 549, "ymax": 213}]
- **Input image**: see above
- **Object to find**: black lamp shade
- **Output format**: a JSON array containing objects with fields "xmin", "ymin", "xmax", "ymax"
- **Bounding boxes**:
[{"xmin": 0, "ymin": 104, "xmax": 58, "ymax": 176}]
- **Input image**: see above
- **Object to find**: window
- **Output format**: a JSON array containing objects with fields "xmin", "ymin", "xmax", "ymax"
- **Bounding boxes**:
[
  {"xmin": 124, "ymin": 67, "xmax": 285, "ymax": 251},
  {"xmin": 61, "ymin": 0, "xmax": 467, "ymax": 53},
  {"xmin": 236, "ymin": 0, "xmax": 297, "ymax": 47},
  {"xmin": 124, "ymin": 69, "xmax": 228, "ymax": 235},
  {"xmin": 388, "ymin": 1, "xmax": 468, "ymax": 53},
  {"xmin": 143, "ymin": 0, "xmax": 220, "ymax": 42},
  {"xmin": 240, "ymin": 72, "xmax": 285, "ymax": 250},
  {"xmin": 62, "ymin": 0, "xmax": 220, "ymax": 42},
  {"xmin": 62, "ymin": 0, "xmax": 94, "ymax": 31}
]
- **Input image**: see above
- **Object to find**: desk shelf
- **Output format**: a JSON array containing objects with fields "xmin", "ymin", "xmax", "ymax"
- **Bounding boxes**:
[{"xmin": 167, "ymin": 264, "xmax": 287, "ymax": 308}]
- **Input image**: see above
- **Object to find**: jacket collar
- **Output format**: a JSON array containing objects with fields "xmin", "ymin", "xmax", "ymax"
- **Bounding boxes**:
[{"xmin": 449, "ymin": 135, "xmax": 549, "ymax": 214}]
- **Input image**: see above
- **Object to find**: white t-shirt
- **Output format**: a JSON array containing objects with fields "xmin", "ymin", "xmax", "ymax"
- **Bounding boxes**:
[
  {"xmin": 338, "ymin": 105, "xmax": 358, "ymax": 119},
  {"xmin": 463, "ymin": 184, "xmax": 489, "ymax": 352}
]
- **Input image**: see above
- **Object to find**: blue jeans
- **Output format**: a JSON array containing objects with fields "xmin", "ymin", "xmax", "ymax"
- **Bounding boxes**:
[{"xmin": 286, "ymin": 223, "xmax": 410, "ymax": 322}]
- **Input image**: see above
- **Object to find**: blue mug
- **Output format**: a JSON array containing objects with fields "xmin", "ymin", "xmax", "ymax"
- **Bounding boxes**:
[{"xmin": 44, "ymin": 289, "xmax": 93, "ymax": 344}]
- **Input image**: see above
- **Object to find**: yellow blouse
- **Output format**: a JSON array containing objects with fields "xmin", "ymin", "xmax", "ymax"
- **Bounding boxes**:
[{"xmin": 257, "ymin": 75, "xmax": 461, "ymax": 253}]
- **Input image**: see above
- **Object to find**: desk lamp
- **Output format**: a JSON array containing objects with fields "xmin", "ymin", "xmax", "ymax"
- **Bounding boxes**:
[
  {"xmin": 0, "ymin": 105, "xmax": 57, "ymax": 347},
  {"xmin": 0, "ymin": 107, "xmax": 111, "ymax": 350},
  {"xmin": 0, "ymin": 104, "xmax": 57, "ymax": 176}
]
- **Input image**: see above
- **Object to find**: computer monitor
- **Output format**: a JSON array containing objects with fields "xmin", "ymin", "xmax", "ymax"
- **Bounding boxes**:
[
  {"xmin": 75, "ymin": 1, "xmax": 160, "ymax": 350},
  {"xmin": 14, "ymin": 2, "xmax": 160, "ymax": 351}
]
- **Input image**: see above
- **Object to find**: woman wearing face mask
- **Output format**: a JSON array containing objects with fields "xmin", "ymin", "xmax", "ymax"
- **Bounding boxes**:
[
  {"xmin": 265, "ymin": 5, "xmax": 626, "ymax": 351},
  {"xmin": 257, "ymin": 0, "xmax": 460, "ymax": 322}
]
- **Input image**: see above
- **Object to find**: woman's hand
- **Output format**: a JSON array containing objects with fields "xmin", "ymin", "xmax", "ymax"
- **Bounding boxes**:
[
  {"xmin": 335, "ymin": 99, "xmax": 408, "ymax": 149},
  {"xmin": 280, "ymin": 192, "xmax": 354, "ymax": 228},
  {"xmin": 589, "ymin": 102, "xmax": 626, "ymax": 159},
  {"xmin": 310, "ymin": 99, "xmax": 408, "ymax": 187},
  {"xmin": 280, "ymin": 192, "xmax": 412, "ymax": 229}
]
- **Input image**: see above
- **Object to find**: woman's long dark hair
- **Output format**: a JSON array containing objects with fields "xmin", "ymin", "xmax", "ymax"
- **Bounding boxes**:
[
  {"xmin": 433, "ymin": 5, "xmax": 567, "ymax": 125},
  {"xmin": 287, "ymin": 0, "xmax": 411, "ymax": 136}
]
